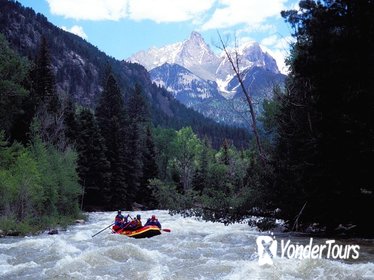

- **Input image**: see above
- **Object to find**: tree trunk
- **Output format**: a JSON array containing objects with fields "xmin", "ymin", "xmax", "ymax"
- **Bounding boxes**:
[{"xmin": 217, "ymin": 32, "xmax": 264, "ymax": 161}]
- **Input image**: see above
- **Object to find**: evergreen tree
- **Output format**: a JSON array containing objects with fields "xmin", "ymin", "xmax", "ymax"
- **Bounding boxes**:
[
  {"xmin": 221, "ymin": 139, "xmax": 230, "ymax": 166},
  {"xmin": 273, "ymin": 0, "xmax": 374, "ymax": 233},
  {"xmin": 192, "ymin": 137, "xmax": 210, "ymax": 194},
  {"xmin": 139, "ymin": 126, "xmax": 159, "ymax": 207},
  {"xmin": 96, "ymin": 72, "xmax": 129, "ymax": 209},
  {"xmin": 0, "ymin": 34, "xmax": 29, "ymax": 142},
  {"xmin": 127, "ymin": 84, "xmax": 149, "ymax": 123},
  {"xmin": 126, "ymin": 84, "xmax": 149, "ymax": 204},
  {"xmin": 30, "ymin": 37, "xmax": 59, "ymax": 112},
  {"xmin": 28, "ymin": 37, "xmax": 63, "ymax": 147},
  {"xmin": 63, "ymin": 96, "xmax": 78, "ymax": 146},
  {"xmin": 76, "ymin": 109, "xmax": 111, "ymax": 210}
]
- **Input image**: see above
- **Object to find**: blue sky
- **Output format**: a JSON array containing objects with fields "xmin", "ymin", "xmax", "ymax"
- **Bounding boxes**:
[{"xmin": 17, "ymin": 0, "xmax": 298, "ymax": 73}]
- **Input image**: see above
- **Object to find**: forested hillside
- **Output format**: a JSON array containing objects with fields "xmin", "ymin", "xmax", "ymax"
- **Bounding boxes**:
[{"xmin": 0, "ymin": 33, "xmax": 81, "ymax": 234}]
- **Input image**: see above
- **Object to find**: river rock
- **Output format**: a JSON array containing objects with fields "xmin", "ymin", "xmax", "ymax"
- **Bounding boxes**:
[
  {"xmin": 75, "ymin": 219, "xmax": 85, "ymax": 224},
  {"xmin": 132, "ymin": 202, "xmax": 147, "ymax": 211},
  {"xmin": 6, "ymin": 230, "xmax": 21, "ymax": 236},
  {"xmin": 335, "ymin": 224, "xmax": 357, "ymax": 235},
  {"xmin": 48, "ymin": 229, "xmax": 59, "ymax": 235}
]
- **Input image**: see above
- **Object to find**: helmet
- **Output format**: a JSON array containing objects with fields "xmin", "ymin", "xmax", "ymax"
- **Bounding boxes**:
[
  {"xmin": 118, "ymin": 210, "xmax": 122, "ymax": 213},
  {"xmin": 137, "ymin": 214, "xmax": 141, "ymax": 219},
  {"xmin": 151, "ymin": 215, "xmax": 156, "ymax": 220}
]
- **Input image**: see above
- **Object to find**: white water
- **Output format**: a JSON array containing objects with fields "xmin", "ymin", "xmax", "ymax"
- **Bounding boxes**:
[{"xmin": 0, "ymin": 210, "xmax": 373, "ymax": 280}]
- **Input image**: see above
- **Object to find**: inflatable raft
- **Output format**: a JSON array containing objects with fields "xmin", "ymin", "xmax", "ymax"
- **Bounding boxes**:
[{"xmin": 112, "ymin": 225, "xmax": 162, "ymax": 239}]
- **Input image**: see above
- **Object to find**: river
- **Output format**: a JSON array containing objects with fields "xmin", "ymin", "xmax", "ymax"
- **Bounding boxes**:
[{"xmin": 0, "ymin": 210, "xmax": 373, "ymax": 279}]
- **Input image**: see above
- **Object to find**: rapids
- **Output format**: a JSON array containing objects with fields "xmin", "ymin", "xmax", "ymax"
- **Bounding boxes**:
[{"xmin": 0, "ymin": 210, "xmax": 373, "ymax": 280}]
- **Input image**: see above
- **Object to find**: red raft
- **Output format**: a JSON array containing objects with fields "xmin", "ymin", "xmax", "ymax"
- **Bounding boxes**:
[{"xmin": 112, "ymin": 225, "xmax": 162, "ymax": 239}]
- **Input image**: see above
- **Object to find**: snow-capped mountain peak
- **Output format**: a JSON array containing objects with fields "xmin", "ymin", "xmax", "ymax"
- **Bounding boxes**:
[
  {"xmin": 128, "ymin": 31, "xmax": 220, "ymax": 81},
  {"xmin": 128, "ymin": 31, "xmax": 280, "ymax": 84},
  {"xmin": 216, "ymin": 41, "xmax": 279, "ymax": 82},
  {"xmin": 129, "ymin": 42, "xmax": 182, "ymax": 71}
]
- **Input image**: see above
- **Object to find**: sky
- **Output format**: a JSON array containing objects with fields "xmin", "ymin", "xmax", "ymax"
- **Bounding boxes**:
[{"xmin": 17, "ymin": 0, "xmax": 299, "ymax": 74}]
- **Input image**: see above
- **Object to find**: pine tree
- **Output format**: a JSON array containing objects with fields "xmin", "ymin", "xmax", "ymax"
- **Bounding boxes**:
[
  {"xmin": 274, "ymin": 0, "xmax": 374, "ymax": 233},
  {"xmin": 63, "ymin": 96, "xmax": 78, "ymax": 146},
  {"xmin": 31, "ymin": 37, "xmax": 59, "ymax": 112},
  {"xmin": 221, "ymin": 139, "xmax": 230, "ymax": 166},
  {"xmin": 28, "ymin": 37, "xmax": 63, "ymax": 147},
  {"xmin": 0, "ymin": 34, "xmax": 29, "ymax": 142},
  {"xmin": 96, "ymin": 72, "xmax": 129, "ymax": 209},
  {"xmin": 192, "ymin": 136, "xmax": 210, "ymax": 194},
  {"xmin": 76, "ymin": 109, "xmax": 111, "ymax": 209},
  {"xmin": 139, "ymin": 126, "xmax": 159, "ymax": 207},
  {"xmin": 126, "ymin": 84, "xmax": 149, "ymax": 204}
]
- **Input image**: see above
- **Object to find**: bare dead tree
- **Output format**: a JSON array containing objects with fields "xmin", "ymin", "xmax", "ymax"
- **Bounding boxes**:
[{"xmin": 216, "ymin": 31, "xmax": 264, "ymax": 160}]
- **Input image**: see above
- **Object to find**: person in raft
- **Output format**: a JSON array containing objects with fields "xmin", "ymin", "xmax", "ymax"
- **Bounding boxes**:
[
  {"xmin": 127, "ymin": 214, "xmax": 142, "ymax": 230},
  {"xmin": 113, "ymin": 210, "xmax": 129, "ymax": 231},
  {"xmin": 144, "ymin": 215, "xmax": 162, "ymax": 229}
]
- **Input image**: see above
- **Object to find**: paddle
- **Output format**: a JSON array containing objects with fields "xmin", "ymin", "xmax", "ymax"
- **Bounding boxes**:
[
  {"xmin": 91, "ymin": 223, "xmax": 115, "ymax": 238},
  {"xmin": 162, "ymin": 228, "xmax": 171, "ymax": 232}
]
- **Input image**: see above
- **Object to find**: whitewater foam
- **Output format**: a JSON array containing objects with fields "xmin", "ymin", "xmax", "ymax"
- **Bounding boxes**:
[{"xmin": 0, "ymin": 210, "xmax": 372, "ymax": 280}]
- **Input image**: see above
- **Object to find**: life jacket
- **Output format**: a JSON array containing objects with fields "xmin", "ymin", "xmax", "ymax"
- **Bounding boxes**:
[
  {"xmin": 145, "ymin": 218, "xmax": 161, "ymax": 228},
  {"xmin": 115, "ymin": 214, "xmax": 124, "ymax": 226},
  {"xmin": 137, "ymin": 219, "xmax": 142, "ymax": 227},
  {"xmin": 128, "ymin": 219, "xmax": 142, "ymax": 230}
]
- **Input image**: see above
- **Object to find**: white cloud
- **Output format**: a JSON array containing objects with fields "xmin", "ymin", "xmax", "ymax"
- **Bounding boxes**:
[
  {"xmin": 260, "ymin": 35, "xmax": 294, "ymax": 74},
  {"xmin": 47, "ymin": 0, "xmax": 128, "ymax": 21},
  {"xmin": 201, "ymin": 0, "xmax": 288, "ymax": 30},
  {"xmin": 128, "ymin": 0, "xmax": 215, "ymax": 23},
  {"xmin": 261, "ymin": 34, "xmax": 278, "ymax": 47},
  {"xmin": 62, "ymin": 25, "xmax": 88, "ymax": 39},
  {"xmin": 47, "ymin": 0, "xmax": 215, "ymax": 22}
]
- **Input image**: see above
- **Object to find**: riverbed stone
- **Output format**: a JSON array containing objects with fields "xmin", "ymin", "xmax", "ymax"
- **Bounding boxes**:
[{"xmin": 48, "ymin": 229, "xmax": 59, "ymax": 235}]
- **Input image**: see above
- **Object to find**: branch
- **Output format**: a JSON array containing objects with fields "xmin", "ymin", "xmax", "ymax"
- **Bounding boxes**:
[{"xmin": 217, "ymin": 31, "xmax": 265, "ymax": 162}]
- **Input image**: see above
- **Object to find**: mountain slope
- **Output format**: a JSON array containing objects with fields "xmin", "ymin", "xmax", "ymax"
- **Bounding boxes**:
[
  {"xmin": 216, "ymin": 41, "xmax": 280, "ymax": 83},
  {"xmin": 192, "ymin": 67, "xmax": 286, "ymax": 126},
  {"xmin": 150, "ymin": 63, "xmax": 224, "ymax": 106},
  {"xmin": 0, "ymin": 0, "xmax": 249, "ymax": 148}
]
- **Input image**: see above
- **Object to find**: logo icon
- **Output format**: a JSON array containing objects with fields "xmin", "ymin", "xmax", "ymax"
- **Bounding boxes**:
[{"xmin": 256, "ymin": 234, "xmax": 277, "ymax": 265}]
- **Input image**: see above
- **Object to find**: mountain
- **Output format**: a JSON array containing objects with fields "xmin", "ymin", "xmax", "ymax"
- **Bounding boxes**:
[
  {"xmin": 129, "ymin": 32, "xmax": 286, "ymax": 127},
  {"xmin": 191, "ymin": 66, "xmax": 285, "ymax": 124},
  {"xmin": 130, "ymin": 31, "xmax": 220, "ymax": 81},
  {"xmin": 0, "ymin": 0, "xmax": 249, "ymax": 148},
  {"xmin": 228, "ymin": 66, "xmax": 285, "ymax": 99},
  {"xmin": 150, "ymin": 63, "xmax": 224, "ymax": 107},
  {"xmin": 215, "ymin": 41, "xmax": 280, "ymax": 94}
]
